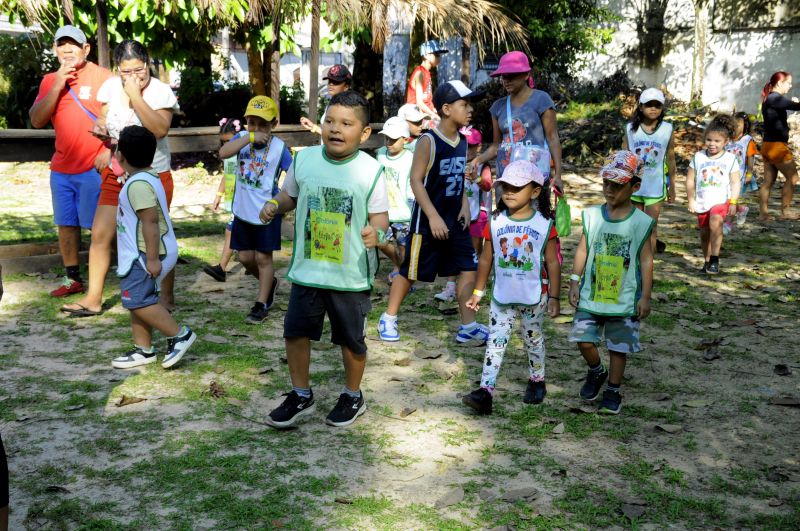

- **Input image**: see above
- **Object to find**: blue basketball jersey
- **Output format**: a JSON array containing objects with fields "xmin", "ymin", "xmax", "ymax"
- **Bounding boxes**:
[{"xmin": 410, "ymin": 128, "xmax": 468, "ymax": 234}]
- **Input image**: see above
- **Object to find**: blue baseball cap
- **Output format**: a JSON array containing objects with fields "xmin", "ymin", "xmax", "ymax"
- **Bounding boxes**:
[{"xmin": 420, "ymin": 40, "xmax": 448, "ymax": 56}]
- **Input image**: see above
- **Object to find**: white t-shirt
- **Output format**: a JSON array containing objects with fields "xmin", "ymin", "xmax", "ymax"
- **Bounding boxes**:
[
  {"xmin": 282, "ymin": 154, "xmax": 390, "ymax": 214},
  {"xmin": 689, "ymin": 150, "xmax": 739, "ymax": 213},
  {"xmin": 98, "ymin": 76, "xmax": 179, "ymax": 173}
]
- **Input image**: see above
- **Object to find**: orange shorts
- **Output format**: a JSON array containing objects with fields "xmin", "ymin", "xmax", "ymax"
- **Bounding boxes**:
[
  {"xmin": 761, "ymin": 141, "xmax": 793, "ymax": 166},
  {"xmin": 97, "ymin": 167, "xmax": 174, "ymax": 208},
  {"xmin": 697, "ymin": 202, "xmax": 729, "ymax": 228}
]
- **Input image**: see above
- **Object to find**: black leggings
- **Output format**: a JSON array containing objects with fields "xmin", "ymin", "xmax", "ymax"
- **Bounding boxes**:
[{"xmin": 0, "ymin": 433, "xmax": 7, "ymax": 508}]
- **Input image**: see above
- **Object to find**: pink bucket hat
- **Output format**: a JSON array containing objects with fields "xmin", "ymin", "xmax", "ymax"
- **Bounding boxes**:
[
  {"xmin": 599, "ymin": 150, "xmax": 642, "ymax": 184},
  {"xmin": 459, "ymin": 126, "xmax": 483, "ymax": 145},
  {"xmin": 490, "ymin": 51, "xmax": 532, "ymax": 77},
  {"xmin": 495, "ymin": 160, "xmax": 545, "ymax": 187}
]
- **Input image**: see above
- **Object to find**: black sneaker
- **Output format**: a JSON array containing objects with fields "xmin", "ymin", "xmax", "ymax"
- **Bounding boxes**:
[
  {"xmin": 267, "ymin": 390, "xmax": 316, "ymax": 428},
  {"xmin": 202, "ymin": 264, "xmax": 227, "ymax": 282},
  {"xmin": 523, "ymin": 380, "xmax": 547, "ymax": 404},
  {"xmin": 598, "ymin": 389, "xmax": 622, "ymax": 415},
  {"xmin": 265, "ymin": 277, "xmax": 278, "ymax": 309},
  {"xmin": 462, "ymin": 388, "xmax": 493, "ymax": 415},
  {"xmin": 705, "ymin": 261, "xmax": 720, "ymax": 275},
  {"xmin": 246, "ymin": 302, "xmax": 269, "ymax": 324},
  {"xmin": 326, "ymin": 392, "xmax": 367, "ymax": 427},
  {"xmin": 579, "ymin": 367, "xmax": 608, "ymax": 400},
  {"xmin": 655, "ymin": 239, "xmax": 666, "ymax": 254},
  {"xmin": 700, "ymin": 262, "xmax": 710, "ymax": 273}
]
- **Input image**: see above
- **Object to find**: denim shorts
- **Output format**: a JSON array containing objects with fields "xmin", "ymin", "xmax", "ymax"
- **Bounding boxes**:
[
  {"xmin": 568, "ymin": 310, "xmax": 641, "ymax": 354},
  {"xmin": 50, "ymin": 168, "xmax": 102, "ymax": 228},
  {"xmin": 120, "ymin": 254, "xmax": 162, "ymax": 310}
]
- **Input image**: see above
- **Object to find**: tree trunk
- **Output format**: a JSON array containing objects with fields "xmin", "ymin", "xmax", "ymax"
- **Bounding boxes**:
[
  {"xmin": 246, "ymin": 27, "xmax": 267, "ymax": 96},
  {"xmin": 270, "ymin": 10, "xmax": 282, "ymax": 106},
  {"xmin": 690, "ymin": 0, "xmax": 710, "ymax": 103},
  {"xmin": 95, "ymin": 0, "xmax": 110, "ymax": 68},
  {"xmin": 308, "ymin": 0, "xmax": 321, "ymax": 121},
  {"xmin": 381, "ymin": 0, "xmax": 413, "ymax": 116}
]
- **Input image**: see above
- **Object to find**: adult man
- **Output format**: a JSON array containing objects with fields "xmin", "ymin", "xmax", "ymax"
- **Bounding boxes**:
[
  {"xmin": 406, "ymin": 40, "xmax": 448, "ymax": 125},
  {"xmin": 29, "ymin": 25, "xmax": 111, "ymax": 296}
]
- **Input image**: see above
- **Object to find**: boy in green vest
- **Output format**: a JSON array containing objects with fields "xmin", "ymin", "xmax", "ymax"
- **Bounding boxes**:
[
  {"xmin": 259, "ymin": 91, "xmax": 389, "ymax": 428},
  {"xmin": 568, "ymin": 150, "xmax": 655, "ymax": 415}
]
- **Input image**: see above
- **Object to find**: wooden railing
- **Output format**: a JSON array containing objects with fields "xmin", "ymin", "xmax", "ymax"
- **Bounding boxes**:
[{"xmin": 0, "ymin": 124, "xmax": 385, "ymax": 163}]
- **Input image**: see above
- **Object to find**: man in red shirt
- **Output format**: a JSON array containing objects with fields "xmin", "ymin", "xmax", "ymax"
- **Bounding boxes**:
[
  {"xmin": 29, "ymin": 25, "xmax": 111, "ymax": 297},
  {"xmin": 406, "ymin": 40, "xmax": 448, "ymax": 126}
]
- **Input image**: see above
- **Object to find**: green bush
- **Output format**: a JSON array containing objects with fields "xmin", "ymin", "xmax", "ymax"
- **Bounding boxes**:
[
  {"xmin": 0, "ymin": 34, "xmax": 59, "ymax": 128},
  {"xmin": 280, "ymin": 81, "xmax": 305, "ymax": 124}
]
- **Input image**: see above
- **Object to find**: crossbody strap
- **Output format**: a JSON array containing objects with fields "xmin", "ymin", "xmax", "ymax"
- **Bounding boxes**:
[{"xmin": 67, "ymin": 86, "xmax": 98, "ymax": 122}]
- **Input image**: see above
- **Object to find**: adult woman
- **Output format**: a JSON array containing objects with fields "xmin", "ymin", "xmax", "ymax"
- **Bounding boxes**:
[
  {"xmin": 61, "ymin": 40, "xmax": 178, "ymax": 316},
  {"xmin": 468, "ymin": 51, "xmax": 563, "ymax": 193},
  {"xmin": 759, "ymin": 71, "xmax": 800, "ymax": 220}
]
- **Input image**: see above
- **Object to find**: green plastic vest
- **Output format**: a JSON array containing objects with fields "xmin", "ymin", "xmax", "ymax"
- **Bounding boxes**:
[
  {"xmin": 578, "ymin": 205, "xmax": 654, "ymax": 316},
  {"xmin": 287, "ymin": 146, "xmax": 384, "ymax": 291}
]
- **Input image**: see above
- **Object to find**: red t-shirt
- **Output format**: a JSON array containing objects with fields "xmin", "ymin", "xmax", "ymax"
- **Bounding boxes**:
[
  {"xmin": 406, "ymin": 65, "xmax": 433, "ymax": 110},
  {"xmin": 34, "ymin": 61, "xmax": 112, "ymax": 174},
  {"xmin": 483, "ymin": 219, "xmax": 558, "ymax": 293}
]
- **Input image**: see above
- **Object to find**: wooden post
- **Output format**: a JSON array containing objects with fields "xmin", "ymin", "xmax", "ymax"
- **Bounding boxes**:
[
  {"xmin": 308, "ymin": 0, "xmax": 321, "ymax": 122},
  {"xmin": 95, "ymin": 0, "xmax": 110, "ymax": 68}
]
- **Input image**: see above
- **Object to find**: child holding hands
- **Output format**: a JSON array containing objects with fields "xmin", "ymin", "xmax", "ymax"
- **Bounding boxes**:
[{"xmin": 462, "ymin": 160, "xmax": 560, "ymax": 414}]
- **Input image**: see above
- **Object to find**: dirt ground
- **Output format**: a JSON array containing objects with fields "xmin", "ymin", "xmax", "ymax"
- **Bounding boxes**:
[{"xmin": 1, "ymin": 162, "xmax": 800, "ymax": 530}]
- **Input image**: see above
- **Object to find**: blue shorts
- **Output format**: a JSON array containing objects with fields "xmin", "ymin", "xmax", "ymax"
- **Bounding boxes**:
[
  {"xmin": 230, "ymin": 216, "xmax": 282, "ymax": 253},
  {"xmin": 120, "ymin": 254, "xmax": 161, "ymax": 310},
  {"xmin": 568, "ymin": 310, "xmax": 641, "ymax": 354},
  {"xmin": 51, "ymin": 169, "xmax": 102, "ymax": 229},
  {"xmin": 400, "ymin": 228, "xmax": 478, "ymax": 282}
]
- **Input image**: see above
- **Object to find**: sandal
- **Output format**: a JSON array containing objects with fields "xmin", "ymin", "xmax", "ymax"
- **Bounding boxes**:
[{"xmin": 61, "ymin": 303, "xmax": 101, "ymax": 317}]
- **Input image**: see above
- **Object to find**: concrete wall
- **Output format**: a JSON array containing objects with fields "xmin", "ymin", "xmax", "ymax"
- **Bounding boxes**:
[{"xmin": 577, "ymin": 0, "xmax": 800, "ymax": 113}]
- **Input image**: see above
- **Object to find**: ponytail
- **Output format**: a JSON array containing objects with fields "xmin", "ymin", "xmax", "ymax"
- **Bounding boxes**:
[{"xmin": 762, "ymin": 71, "xmax": 791, "ymax": 101}]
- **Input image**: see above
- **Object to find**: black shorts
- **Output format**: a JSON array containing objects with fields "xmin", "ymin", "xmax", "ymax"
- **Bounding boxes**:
[
  {"xmin": 1, "ymin": 432, "xmax": 8, "ymax": 508},
  {"xmin": 230, "ymin": 216, "xmax": 282, "ymax": 253},
  {"xmin": 400, "ymin": 228, "xmax": 478, "ymax": 282},
  {"xmin": 283, "ymin": 284, "xmax": 371, "ymax": 354}
]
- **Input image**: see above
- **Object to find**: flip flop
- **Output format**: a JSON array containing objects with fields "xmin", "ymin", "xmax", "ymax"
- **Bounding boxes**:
[{"xmin": 61, "ymin": 303, "xmax": 102, "ymax": 317}]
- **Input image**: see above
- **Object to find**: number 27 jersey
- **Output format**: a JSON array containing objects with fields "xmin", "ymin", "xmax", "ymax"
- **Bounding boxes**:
[{"xmin": 410, "ymin": 128, "xmax": 467, "ymax": 234}]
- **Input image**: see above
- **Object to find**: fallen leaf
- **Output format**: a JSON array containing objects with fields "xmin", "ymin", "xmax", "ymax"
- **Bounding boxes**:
[
  {"xmin": 702, "ymin": 345, "xmax": 721, "ymax": 362},
  {"xmin": 620, "ymin": 503, "xmax": 646, "ymax": 521},
  {"xmin": 334, "ymin": 497, "xmax": 353, "ymax": 504},
  {"xmin": 569, "ymin": 405, "xmax": 596, "ymax": 414},
  {"xmin": 655, "ymin": 423, "xmax": 683, "ymax": 434},
  {"xmin": 683, "ymin": 399, "xmax": 712, "ymax": 408},
  {"xmin": 199, "ymin": 286, "xmax": 224, "ymax": 294},
  {"xmin": 203, "ymin": 334, "xmax": 227, "ymax": 344},
  {"xmin": 500, "ymin": 487, "xmax": 539, "ymax": 502},
  {"xmin": 768, "ymin": 498, "xmax": 784, "ymax": 507},
  {"xmin": 258, "ymin": 367, "xmax": 275, "ymax": 374},
  {"xmin": 551, "ymin": 423, "xmax": 565, "ymax": 435},
  {"xmin": 230, "ymin": 332, "xmax": 251, "ymax": 338},
  {"xmin": 774, "ymin": 364, "xmax": 792, "ymax": 376},
  {"xmin": 388, "ymin": 376, "xmax": 407, "ymax": 382},
  {"xmin": 435, "ymin": 487, "xmax": 465, "ymax": 508},
  {"xmin": 44, "ymin": 485, "xmax": 70, "ymax": 494},
  {"xmin": 400, "ymin": 407, "xmax": 417, "ymax": 418},
  {"xmin": 393, "ymin": 357, "xmax": 411, "ymax": 367},
  {"xmin": 204, "ymin": 381, "xmax": 227, "ymax": 399},
  {"xmin": 553, "ymin": 315, "xmax": 573, "ymax": 324},
  {"xmin": 64, "ymin": 404, "xmax": 85, "ymax": 411},
  {"xmin": 115, "ymin": 395, "xmax": 146, "ymax": 407},
  {"xmin": 769, "ymin": 396, "xmax": 800, "ymax": 407}
]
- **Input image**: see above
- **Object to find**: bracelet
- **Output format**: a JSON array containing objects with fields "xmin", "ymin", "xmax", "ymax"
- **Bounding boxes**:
[
  {"xmin": 267, "ymin": 199, "xmax": 279, "ymax": 208},
  {"xmin": 549, "ymin": 293, "xmax": 560, "ymax": 300},
  {"xmin": 569, "ymin": 274, "xmax": 581, "ymax": 282},
  {"xmin": 216, "ymin": 192, "xmax": 224, "ymax": 197},
  {"xmin": 249, "ymin": 132, "xmax": 255, "ymax": 144},
  {"xmin": 729, "ymin": 199, "xmax": 738, "ymax": 205},
  {"xmin": 472, "ymin": 289, "xmax": 485, "ymax": 297}
]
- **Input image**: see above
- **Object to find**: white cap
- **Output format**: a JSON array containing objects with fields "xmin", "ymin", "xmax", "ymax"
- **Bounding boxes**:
[
  {"xmin": 495, "ymin": 160, "xmax": 545, "ymax": 187},
  {"xmin": 379, "ymin": 116, "xmax": 411, "ymax": 139},
  {"xmin": 54, "ymin": 25, "xmax": 87, "ymax": 45},
  {"xmin": 639, "ymin": 88, "xmax": 665, "ymax": 104},
  {"xmin": 397, "ymin": 103, "xmax": 429, "ymax": 122}
]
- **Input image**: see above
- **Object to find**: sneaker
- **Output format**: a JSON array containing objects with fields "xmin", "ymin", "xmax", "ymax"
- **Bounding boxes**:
[
  {"xmin": 523, "ymin": 380, "xmax": 547, "ymax": 404},
  {"xmin": 378, "ymin": 313, "xmax": 400, "ymax": 342},
  {"xmin": 246, "ymin": 302, "xmax": 269, "ymax": 324},
  {"xmin": 112, "ymin": 346, "xmax": 157, "ymax": 369},
  {"xmin": 456, "ymin": 324, "xmax": 489, "ymax": 346},
  {"xmin": 326, "ymin": 392, "xmax": 367, "ymax": 427},
  {"xmin": 735, "ymin": 205, "xmax": 750, "ymax": 226},
  {"xmin": 705, "ymin": 261, "xmax": 720, "ymax": 275},
  {"xmin": 267, "ymin": 390, "xmax": 316, "ymax": 428},
  {"xmin": 700, "ymin": 262, "xmax": 710, "ymax": 273},
  {"xmin": 50, "ymin": 277, "xmax": 85, "ymax": 297},
  {"xmin": 655, "ymin": 239, "xmax": 667, "ymax": 254},
  {"xmin": 579, "ymin": 367, "xmax": 608, "ymax": 400},
  {"xmin": 162, "ymin": 327, "xmax": 196, "ymax": 368},
  {"xmin": 434, "ymin": 284, "xmax": 456, "ymax": 303},
  {"xmin": 598, "ymin": 389, "xmax": 622, "ymax": 415},
  {"xmin": 462, "ymin": 388, "xmax": 493, "ymax": 415},
  {"xmin": 265, "ymin": 277, "xmax": 278, "ymax": 309},
  {"xmin": 202, "ymin": 264, "xmax": 227, "ymax": 282}
]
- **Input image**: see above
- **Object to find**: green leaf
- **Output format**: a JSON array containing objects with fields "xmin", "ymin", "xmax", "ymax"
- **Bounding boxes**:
[
  {"xmin": 164, "ymin": 1, "xmax": 172, "ymax": 16},
  {"xmin": 190, "ymin": 6, "xmax": 199, "ymax": 24}
]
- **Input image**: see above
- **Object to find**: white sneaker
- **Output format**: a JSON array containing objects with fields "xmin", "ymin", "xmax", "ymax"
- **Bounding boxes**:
[
  {"xmin": 162, "ymin": 327, "xmax": 196, "ymax": 368},
  {"xmin": 112, "ymin": 346, "xmax": 157, "ymax": 369},
  {"xmin": 378, "ymin": 313, "xmax": 400, "ymax": 342},
  {"xmin": 434, "ymin": 284, "xmax": 456, "ymax": 303}
]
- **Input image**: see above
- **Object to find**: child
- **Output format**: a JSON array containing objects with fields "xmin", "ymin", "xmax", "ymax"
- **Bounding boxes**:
[
  {"xmin": 686, "ymin": 115, "xmax": 741, "ymax": 274},
  {"xmin": 434, "ymin": 126, "xmax": 492, "ymax": 303},
  {"xmin": 568, "ymin": 150, "xmax": 654, "ymax": 415},
  {"xmin": 219, "ymin": 96, "xmax": 293, "ymax": 323},
  {"xmin": 259, "ymin": 91, "xmax": 389, "ymax": 428},
  {"xmin": 726, "ymin": 112, "xmax": 758, "ymax": 227},
  {"xmin": 462, "ymin": 160, "xmax": 560, "ymax": 414},
  {"xmin": 397, "ymin": 103, "xmax": 429, "ymax": 151},
  {"xmin": 622, "ymin": 88, "xmax": 676, "ymax": 254},
  {"xmin": 111, "ymin": 126, "xmax": 196, "ymax": 369},
  {"xmin": 376, "ymin": 116, "xmax": 415, "ymax": 282},
  {"xmin": 379, "ymin": 80, "xmax": 488, "ymax": 345}
]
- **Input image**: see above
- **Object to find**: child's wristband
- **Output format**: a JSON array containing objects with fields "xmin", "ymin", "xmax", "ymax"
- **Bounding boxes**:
[
  {"xmin": 216, "ymin": 192, "xmax": 224, "ymax": 197},
  {"xmin": 249, "ymin": 132, "xmax": 255, "ymax": 144},
  {"xmin": 730, "ymin": 199, "xmax": 738, "ymax": 205},
  {"xmin": 267, "ymin": 199, "xmax": 279, "ymax": 208},
  {"xmin": 472, "ymin": 289, "xmax": 485, "ymax": 298},
  {"xmin": 569, "ymin": 274, "xmax": 581, "ymax": 282}
]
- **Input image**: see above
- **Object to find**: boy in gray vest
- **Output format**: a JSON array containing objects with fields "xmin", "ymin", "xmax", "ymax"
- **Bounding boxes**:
[
  {"xmin": 110, "ymin": 126, "xmax": 196, "ymax": 370},
  {"xmin": 259, "ymin": 91, "xmax": 389, "ymax": 428},
  {"xmin": 568, "ymin": 151, "xmax": 654, "ymax": 415}
]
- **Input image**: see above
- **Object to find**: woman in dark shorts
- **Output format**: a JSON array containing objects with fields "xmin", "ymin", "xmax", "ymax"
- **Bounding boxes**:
[{"xmin": 758, "ymin": 71, "xmax": 800, "ymax": 220}]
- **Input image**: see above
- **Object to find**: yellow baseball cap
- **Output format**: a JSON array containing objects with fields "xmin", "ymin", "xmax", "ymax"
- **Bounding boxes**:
[{"xmin": 244, "ymin": 96, "xmax": 278, "ymax": 122}]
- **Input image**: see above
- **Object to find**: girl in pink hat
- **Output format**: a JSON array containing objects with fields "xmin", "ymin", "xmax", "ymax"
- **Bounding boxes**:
[{"xmin": 467, "ymin": 51, "xmax": 563, "ymax": 194}]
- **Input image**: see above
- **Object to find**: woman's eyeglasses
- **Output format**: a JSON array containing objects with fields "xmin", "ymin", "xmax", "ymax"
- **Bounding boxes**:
[{"xmin": 119, "ymin": 66, "xmax": 148, "ymax": 76}]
